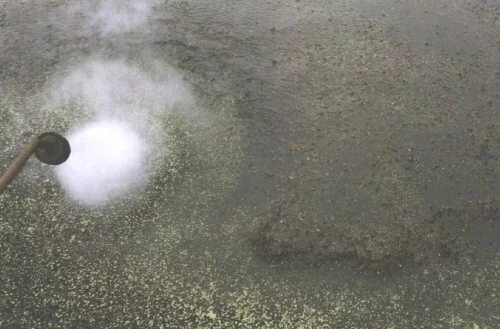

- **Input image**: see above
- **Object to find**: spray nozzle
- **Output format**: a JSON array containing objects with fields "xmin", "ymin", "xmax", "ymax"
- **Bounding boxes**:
[
  {"xmin": 35, "ymin": 132, "xmax": 71, "ymax": 165},
  {"xmin": 0, "ymin": 132, "xmax": 71, "ymax": 193}
]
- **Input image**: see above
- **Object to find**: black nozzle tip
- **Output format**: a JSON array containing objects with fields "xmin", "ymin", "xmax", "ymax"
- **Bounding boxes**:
[{"xmin": 35, "ymin": 132, "xmax": 71, "ymax": 165}]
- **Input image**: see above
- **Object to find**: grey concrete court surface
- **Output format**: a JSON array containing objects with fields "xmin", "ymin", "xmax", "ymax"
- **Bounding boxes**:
[{"xmin": 0, "ymin": 0, "xmax": 498, "ymax": 328}]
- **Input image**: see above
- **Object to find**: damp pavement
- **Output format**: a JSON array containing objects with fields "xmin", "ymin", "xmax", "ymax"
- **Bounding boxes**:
[{"xmin": 0, "ymin": 0, "xmax": 499, "ymax": 328}]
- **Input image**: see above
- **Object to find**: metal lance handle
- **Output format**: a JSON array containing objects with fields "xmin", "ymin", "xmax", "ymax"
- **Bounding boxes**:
[{"xmin": 0, "ymin": 132, "xmax": 70, "ymax": 194}]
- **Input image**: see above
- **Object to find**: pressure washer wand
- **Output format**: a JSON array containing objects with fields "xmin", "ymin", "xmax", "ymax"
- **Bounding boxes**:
[
  {"xmin": 0, "ymin": 132, "xmax": 71, "ymax": 194},
  {"xmin": 0, "ymin": 137, "xmax": 40, "ymax": 193}
]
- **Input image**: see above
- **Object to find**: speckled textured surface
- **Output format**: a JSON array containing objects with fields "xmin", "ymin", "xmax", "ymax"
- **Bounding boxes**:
[{"xmin": 0, "ymin": 0, "xmax": 499, "ymax": 328}]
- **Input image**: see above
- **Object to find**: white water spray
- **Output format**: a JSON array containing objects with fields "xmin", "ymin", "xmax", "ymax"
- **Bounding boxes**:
[
  {"xmin": 67, "ymin": 0, "xmax": 161, "ymax": 36},
  {"xmin": 56, "ymin": 120, "xmax": 148, "ymax": 206},
  {"xmin": 37, "ymin": 1, "xmax": 197, "ymax": 206},
  {"xmin": 44, "ymin": 58, "xmax": 195, "ymax": 206}
]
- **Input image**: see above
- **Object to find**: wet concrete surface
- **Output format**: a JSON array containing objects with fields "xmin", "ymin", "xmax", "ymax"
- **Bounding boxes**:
[{"xmin": 0, "ymin": 0, "xmax": 499, "ymax": 328}]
